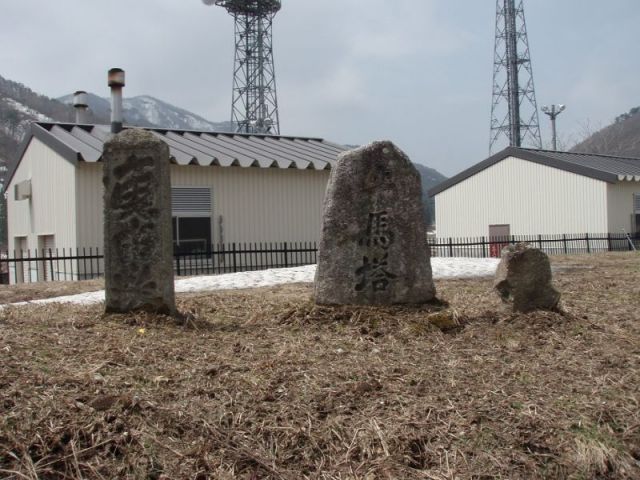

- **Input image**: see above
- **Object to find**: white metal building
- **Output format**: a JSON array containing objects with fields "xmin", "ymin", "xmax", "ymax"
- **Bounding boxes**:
[
  {"xmin": 430, "ymin": 147, "xmax": 640, "ymax": 239},
  {"xmin": 6, "ymin": 122, "xmax": 347, "ymax": 281}
]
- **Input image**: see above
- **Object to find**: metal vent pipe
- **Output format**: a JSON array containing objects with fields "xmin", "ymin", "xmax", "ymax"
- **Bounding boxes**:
[
  {"xmin": 108, "ymin": 68, "xmax": 125, "ymax": 134},
  {"xmin": 73, "ymin": 90, "xmax": 89, "ymax": 124}
]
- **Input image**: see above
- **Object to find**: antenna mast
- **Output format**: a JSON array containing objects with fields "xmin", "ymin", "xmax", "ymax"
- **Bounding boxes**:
[
  {"xmin": 209, "ymin": 0, "xmax": 281, "ymax": 135},
  {"xmin": 489, "ymin": 0, "xmax": 542, "ymax": 153}
]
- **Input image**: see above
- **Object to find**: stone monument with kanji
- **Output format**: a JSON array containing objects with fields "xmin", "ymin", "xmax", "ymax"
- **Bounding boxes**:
[{"xmin": 314, "ymin": 141, "xmax": 436, "ymax": 305}]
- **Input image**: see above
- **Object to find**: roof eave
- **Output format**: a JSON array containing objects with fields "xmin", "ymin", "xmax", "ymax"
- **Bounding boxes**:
[
  {"xmin": 428, "ymin": 147, "xmax": 619, "ymax": 197},
  {"xmin": 428, "ymin": 147, "xmax": 520, "ymax": 197},
  {"xmin": 5, "ymin": 123, "xmax": 81, "ymax": 190}
]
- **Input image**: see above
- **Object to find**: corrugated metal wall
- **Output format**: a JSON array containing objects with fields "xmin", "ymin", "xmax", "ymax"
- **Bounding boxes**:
[
  {"xmin": 607, "ymin": 182, "xmax": 640, "ymax": 233},
  {"xmin": 76, "ymin": 163, "xmax": 104, "ymax": 248},
  {"xmin": 171, "ymin": 165, "xmax": 329, "ymax": 244},
  {"xmin": 76, "ymin": 163, "xmax": 330, "ymax": 248},
  {"xmin": 7, "ymin": 138, "xmax": 78, "ymax": 252},
  {"xmin": 435, "ymin": 156, "xmax": 609, "ymax": 238}
]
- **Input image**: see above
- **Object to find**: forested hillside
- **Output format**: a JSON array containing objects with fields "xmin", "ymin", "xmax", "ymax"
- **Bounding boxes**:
[
  {"xmin": 413, "ymin": 163, "xmax": 447, "ymax": 226},
  {"xmin": 0, "ymin": 75, "xmax": 81, "ymax": 170},
  {"xmin": 571, "ymin": 107, "xmax": 640, "ymax": 157}
]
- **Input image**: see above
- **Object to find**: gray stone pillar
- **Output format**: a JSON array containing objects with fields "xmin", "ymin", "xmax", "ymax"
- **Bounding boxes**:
[
  {"xmin": 103, "ymin": 129, "xmax": 175, "ymax": 314},
  {"xmin": 314, "ymin": 141, "xmax": 436, "ymax": 305}
]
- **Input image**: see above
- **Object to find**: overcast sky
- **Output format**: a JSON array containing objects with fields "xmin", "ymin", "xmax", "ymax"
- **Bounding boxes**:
[{"xmin": 1, "ymin": 0, "xmax": 638, "ymax": 176}]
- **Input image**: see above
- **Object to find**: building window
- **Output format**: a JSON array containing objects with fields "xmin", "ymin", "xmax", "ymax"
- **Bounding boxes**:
[
  {"xmin": 171, "ymin": 187, "xmax": 212, "ymax": 253},
  {"xmin": 172, "ymin": 217, "xmax": 211, "ymax": 253}
]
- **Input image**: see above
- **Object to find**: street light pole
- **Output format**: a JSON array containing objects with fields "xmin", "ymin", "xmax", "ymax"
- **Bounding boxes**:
[{"xmin": 541, "ymin": 104, "xmax": 566, "ymax": 151}]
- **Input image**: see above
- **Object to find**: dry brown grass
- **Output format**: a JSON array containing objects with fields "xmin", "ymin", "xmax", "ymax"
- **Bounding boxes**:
[{"xmin": 1, "ymin": 253, "xmax": 639, "ymax": 479}]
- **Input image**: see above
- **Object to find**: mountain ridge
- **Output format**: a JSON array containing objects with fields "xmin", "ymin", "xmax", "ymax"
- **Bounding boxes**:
[
  {"xmin": 571, "ymin": 106, "xmax": 640, "ymax": 158},
  {"xmin": 57, "ymin": 93, "xmax": 233, "ymax": 132}
]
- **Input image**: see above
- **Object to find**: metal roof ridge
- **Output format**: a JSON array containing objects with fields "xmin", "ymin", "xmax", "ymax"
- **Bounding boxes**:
[
  {"xmin": 519, "ymin": 146, "xmax": 640, "ymax": 161},
  {"xmin": 33, "ymin": 122, "xmax": 327, "ymax": 142}
]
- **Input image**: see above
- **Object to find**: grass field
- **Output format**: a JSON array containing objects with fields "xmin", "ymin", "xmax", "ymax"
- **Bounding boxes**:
[{"xmin": 1, "ymin": 253, "xmax": 639, "ymax": 479}]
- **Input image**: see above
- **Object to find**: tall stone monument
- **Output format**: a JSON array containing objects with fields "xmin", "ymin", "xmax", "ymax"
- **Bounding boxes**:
[
  {"xmin": 314, "ymin": 141, "xmax": 436, "ymax": 305},
  {"xmin": 103, "ymin": 129, "xmax": 176, "ymax": 314}
]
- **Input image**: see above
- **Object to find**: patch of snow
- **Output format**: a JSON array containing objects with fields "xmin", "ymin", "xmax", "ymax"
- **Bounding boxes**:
[
  {"xmin": 4, "ymin": 98, "xmax": 53, "ymax": 122},
  {"xmin": 0, "ymin": 258, "xmax": 500, "ymax": 309},
  {"xmin": 431, "ymin": 257, "xmax": 500, "ymax": 278}
]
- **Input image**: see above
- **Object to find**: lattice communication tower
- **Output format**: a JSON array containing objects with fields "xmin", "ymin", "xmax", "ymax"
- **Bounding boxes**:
[
  {"xmin": 205, "ymin": 0, "xmax": 281, "ymax": 135},
  {"xmin": 489, "ymin": 0, "xmax": 542, "ymax": 153}
]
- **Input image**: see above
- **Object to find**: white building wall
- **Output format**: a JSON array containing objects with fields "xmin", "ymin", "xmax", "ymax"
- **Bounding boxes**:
[
  {"xmin": 76, "ymin": 163, "xmax": 330, "ymax": 248},
  {"xmin": 76, "ymin": 163, "xmax": 104, "ymax": 248},
  {"xmin": 607, "ymin": 181, "xmax": 640, "ymax": 233},
  {"xmin": 171, "ymin": 165, "xmax": 329, "ymax": 245},
  {"xmin": 7, "ymin": 138, "xmax": 78, "ymax": 251},
  {"xmin": 435, "ymin": 156, "xmax": 609, "ymax": 238},
  {"xmin": 6, "ymin": 138, "xmax": 78, "ymax": 282}
]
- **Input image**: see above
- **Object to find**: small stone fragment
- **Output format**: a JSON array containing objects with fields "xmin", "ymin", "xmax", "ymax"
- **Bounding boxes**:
[{"xmin": 494, "ymin": 243, "xmax": 561, "ymax": 313}]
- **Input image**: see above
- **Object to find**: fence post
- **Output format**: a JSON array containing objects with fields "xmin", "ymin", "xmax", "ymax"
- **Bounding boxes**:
[
  {"xmin": 585, "ymin": 233, "xmax": 590, "ymax": 254},
  {"xmin": 482, "ymin": 236, "xmax": 487, "ymax": 258},
  {"xmin": 49, "ymin": 249, "xmax": 55, "ymax": 281},
  {"xmin": 448, "ymin": 238, "xmax": 453, "ymax": 257},
  {"xmin": 283, "ymin": 242, "xmax": 288, "ymax": 268},
  {"xmin": 538, "ymin": 234, "xmax": 542, "ymax": 250},
  {"xmin": 232, "ymin": 243, "xmax": 237, "ymax": 273},
  {"xmin": 607, "ymin": 233, "xmax": 612, "ymax": 252},
  {"xmin": 27, "ymin": 249, "xmax": 32, "ymax": 283},
  {"xmin": 176, "ymin": 250, "xmax": 181, "ymax": 277},
  {"xmin": 563, "ymin": 234, "xmax": 568, "ymax": 254}
]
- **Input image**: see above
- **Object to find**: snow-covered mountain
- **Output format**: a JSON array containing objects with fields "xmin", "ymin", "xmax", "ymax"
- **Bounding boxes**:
[
  {"xmin": 57, "ymin": 92, "xmax": 232, "ymax": 132},
  {"xmin": 126, "ymin": 95, "xmax": 232, "ymax": 132},
  {"xmin": 0, "ymin": 72, "xmax": 234, "ymax": 170},
  {"xmin": 0, "ymin": 75, "xmax": 76, "ymax": 171}
]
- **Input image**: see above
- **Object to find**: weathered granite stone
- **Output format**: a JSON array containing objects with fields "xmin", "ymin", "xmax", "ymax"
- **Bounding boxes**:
[
  {"xmin": 314, "ymin": 141, "xmax": 436, "ymax": 305},
  {"xmin": 494, "ymin": 243, "xmax": 561, "ymax": 313},
  {"xmin": 103, "ymin": 129, "xmax": 175, "ymax": 314}
]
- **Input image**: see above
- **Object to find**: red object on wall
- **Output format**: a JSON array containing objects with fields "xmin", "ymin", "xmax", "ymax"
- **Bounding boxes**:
[{"xmin": 490, "ymin": 242, "xmax": 509, "ymax": 258}]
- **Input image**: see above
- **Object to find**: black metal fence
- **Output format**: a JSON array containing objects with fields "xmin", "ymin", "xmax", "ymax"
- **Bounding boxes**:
[
  {"xmin": 0, "ymin": 233, "xmax": 637, "ymax": 284},
  {"xmin": 0, "ymin": 247, "xmax": 104, "ymax": 285},
  {"xmin": 428, "ymin": 233, "xmax": 639, "ymax": 258},
  {"xmin": 174, "ymin": 242, "xmax": 317, "ymax": 277},
  {"xmin": 0, "ymin": 242, "xmax": 318, "ymax": 284}
]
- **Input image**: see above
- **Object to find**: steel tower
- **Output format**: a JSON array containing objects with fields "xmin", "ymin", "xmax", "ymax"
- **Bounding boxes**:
[
  {"xmin": 205, "ymin": 0, "xmax": 281, "ymax": 135},
  {"xmin": 489, "ymin": 0, "xmax": 542, "ymax": 153}
]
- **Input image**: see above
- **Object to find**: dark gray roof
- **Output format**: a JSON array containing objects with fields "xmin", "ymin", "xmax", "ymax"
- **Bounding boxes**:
[
  {"xmin": 9, "ymin": 122, "xmax": 349, "ymax": 187},
  {"xmin": 429, "ymin": 147, "xmax": 640, "ymax": 197}
]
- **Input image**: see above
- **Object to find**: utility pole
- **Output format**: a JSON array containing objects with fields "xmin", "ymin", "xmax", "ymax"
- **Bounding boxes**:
[{"xmin": 541, "ymin": 104, "xmax": 566, "ymax": 151}]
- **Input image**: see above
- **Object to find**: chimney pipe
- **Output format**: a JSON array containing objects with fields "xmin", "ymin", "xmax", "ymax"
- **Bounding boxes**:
[
  {"xmin": 108, "ymin": 68, "xmax": 125, "ymax": 134},
  {"xmin": 73, "ymin": 90, "xmax": 89, "ymax": 124}
]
